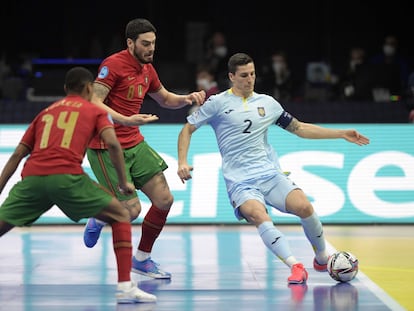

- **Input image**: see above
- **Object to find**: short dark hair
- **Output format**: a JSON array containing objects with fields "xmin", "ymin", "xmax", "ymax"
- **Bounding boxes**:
[
  {"xmin": 228, "ymin": 53, "xmax": 254, "ymax": 74},
  {"xmin": 125, "ymin": 18, "xmax": 157, "ymax": 41},
  {"xmin": 64, "ymin": 67, "xmax": 94, "ymax": 94}
]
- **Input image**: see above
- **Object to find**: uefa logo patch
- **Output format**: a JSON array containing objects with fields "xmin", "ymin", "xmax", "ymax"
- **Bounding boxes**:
[{"xmin": 98, "ymin": 66, "xmax": 109, "ymax": 79}]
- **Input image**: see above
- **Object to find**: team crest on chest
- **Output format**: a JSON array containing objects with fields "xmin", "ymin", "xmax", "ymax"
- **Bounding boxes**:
[
  {"xmin": 257, "ymin": 107, "xmax": 265, "ymax": 117},
  {"xmin": 145, "ymin": 75, "xmax": 148, "ymax": 85}
]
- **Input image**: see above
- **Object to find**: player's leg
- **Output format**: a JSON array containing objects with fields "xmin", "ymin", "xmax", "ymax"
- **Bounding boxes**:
[
  {"xmin": 0, "ymin": 176, "xmax": 53, "ymax": 236},
  {"xmin": 83, "ymin": 148, "xmax": 140, "ymax": 248},
  {"xmin": 285, "ymin": 189, "xmax": 329, "ymax": 271},
  {"xmin": 233, "ymin": 185, "xmax": 307, "ymax": 284},
  {"xmin": 52, "ymin": 174, "xmax": 156, "ymax": 303},
  {"xmin": 265, "ymin": 174, "xmax": 330, "ymax": 272},
  {"xmin": 0, "ymin": 220, "xmax": 15, "ymax": 236},
  {"xmin": 95, "ymin": 198, "xmax": 156, "ymax": 303},
  {"xmin": 130, "ymin": 141, "xmax": 172, "ymax": 279}
]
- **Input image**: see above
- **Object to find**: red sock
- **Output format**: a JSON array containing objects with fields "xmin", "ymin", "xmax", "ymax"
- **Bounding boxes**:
[
  {"xmin": 111, "ymin": 222, "xmax": 132, "ymax": 282},
  {"xmin": 138, "ymin": 205, "xmax": 169, "ymax": 253}
]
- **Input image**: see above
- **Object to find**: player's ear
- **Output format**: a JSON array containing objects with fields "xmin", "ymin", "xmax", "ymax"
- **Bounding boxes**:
[{"xmin": 84, "ymin": 82, "xmax": 93, "ymax": 100}]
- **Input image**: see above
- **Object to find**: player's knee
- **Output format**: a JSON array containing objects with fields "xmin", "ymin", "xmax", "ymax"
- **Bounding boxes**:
[
  {"xmin": 243, "ymin": 207, "xmax": 269, "ymax": 225},
  {"xmin": 129, "ymin": 208, "xmax": 140, "ymax": 221},
  {"xmin": 121, "ymin": 198, "xmax": 141, "ymax": 221},
  {"xmin": 154, "ymin": 193, "xmax": 174, "ymax": 210},
  {"xmin": 290, "ymin": 201, "xmax": 313, "ymax": 218},
  {"xmin": 115, "ymin": 206, "xmax": 130, "ymax": 223}
]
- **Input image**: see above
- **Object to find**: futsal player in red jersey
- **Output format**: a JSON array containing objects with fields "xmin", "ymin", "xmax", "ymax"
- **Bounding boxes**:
[
  {"xmin": 83, "ymin": 18, "xmax": 206, "ymax": 279},
  {"xmin": 0, "ymin": 67, "xmax": 156, "ymax": 304}
]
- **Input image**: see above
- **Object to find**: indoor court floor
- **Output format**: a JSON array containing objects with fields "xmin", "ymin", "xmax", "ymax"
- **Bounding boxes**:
[{"xmin": 0, "ymin": 224, "xmax": 412, "ymax": 311}]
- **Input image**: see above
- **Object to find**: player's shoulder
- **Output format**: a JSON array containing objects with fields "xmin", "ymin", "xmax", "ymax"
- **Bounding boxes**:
[
  {"xmin": 201, "ymin": 89, "xmax": 226, "ymax": 105},
  {"xmin": 253, "ymin": 91, "xmax": 276, "ymax": 101},
  {"xmin": 253, "ymin": 91, "xmax": 281, "ymax": 105}
]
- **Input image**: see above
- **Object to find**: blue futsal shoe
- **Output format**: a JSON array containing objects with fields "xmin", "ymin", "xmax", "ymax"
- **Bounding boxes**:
[
  {"xmin": 131, "ymin": 256, "xmax": 172, "ymax": 279},
  {"xmin": 83, "ymin": 218, "xmax": 104, "ymax": 248}
]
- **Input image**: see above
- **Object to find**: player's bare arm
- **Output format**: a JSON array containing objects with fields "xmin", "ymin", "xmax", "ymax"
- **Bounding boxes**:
[
  {"xmin": 177, "ymin": 123, "xmax": 196, "ymax": 183},
  {"xmin": 150, "ymin": 86, "xmax": 206, "ymax": 109},
  {"xmin": 285, "ymin": 118, "xmax": 370, "ymax": 145},
  {"xmin": 0, "ymin": 144, "xmax": 30, "ymax": 193},
  {"xmin": 100, "ymin": 128, "xmax": 133, "ymax": 191},
  {"xmin": 92, "ymin": 83, "xmax": 159, "ymax": 126}
]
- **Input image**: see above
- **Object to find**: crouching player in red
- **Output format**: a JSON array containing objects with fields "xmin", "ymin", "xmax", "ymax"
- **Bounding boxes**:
[{"xmin": 0, "ymin": 67, "xmax": 156, "ymax": 304}]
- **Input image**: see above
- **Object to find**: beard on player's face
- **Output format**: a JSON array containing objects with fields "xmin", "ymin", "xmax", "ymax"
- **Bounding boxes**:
[{"xmin": 134, "ymin": 47, "xmax": 153, "ymax": 64}]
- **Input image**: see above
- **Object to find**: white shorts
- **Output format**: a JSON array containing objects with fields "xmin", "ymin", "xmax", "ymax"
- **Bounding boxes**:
[{"xmin": 228, "ymin": 173, "xmax": 300, "ymax": 220}]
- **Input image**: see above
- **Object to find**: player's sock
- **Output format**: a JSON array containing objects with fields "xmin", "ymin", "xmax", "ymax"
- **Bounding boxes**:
[
  {"xmin": 138, "ymin": 205, "xmax": 169, "ymax": 253},
  {"xmin": 134, "ymin": 250, "xmax": 151, "ymax": 261},
  {"xmin": 301, "ymin": 212, "xmax": 329, "ymax": 263},
  {"xmin": 111, "ymin": 222, "xmax": 132, "ymax": 282},
  {"xmin": 257, "ymin": 221, "xmax": 294, "ymax": 262}
]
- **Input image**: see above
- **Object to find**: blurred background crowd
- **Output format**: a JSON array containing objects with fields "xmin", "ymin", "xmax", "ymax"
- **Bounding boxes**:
[{"xmin": 0, "ymin": 0, "xmax": 413, "ymax": 123}]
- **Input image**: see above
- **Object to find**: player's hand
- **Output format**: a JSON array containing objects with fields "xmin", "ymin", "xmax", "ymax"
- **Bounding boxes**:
[
  {"xmin": 126, "ymin": 114, "xmax": 159, "ymax": 126},
  {"xmin": 186, "ymin": 90, "xmax": 206, "ymax": 106},
  {"xmin": 344, "ymin": 130, "xmax": 370, "ymax": 146},
  {"xmin": 177, "ymin": 164, "xmax": 194, "ymax": 184},
  {"xmin": 118, "ymin": 182, "xmax": 135, "ymax": 195}
]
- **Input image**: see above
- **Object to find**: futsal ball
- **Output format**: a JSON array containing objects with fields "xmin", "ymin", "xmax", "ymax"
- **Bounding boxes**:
[{"xmin": 327, "ymin": 251, "xmax": 359, "ymax": 282}]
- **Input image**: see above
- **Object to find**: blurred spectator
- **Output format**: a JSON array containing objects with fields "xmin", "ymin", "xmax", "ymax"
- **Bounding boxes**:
[
  {"xmin": 0, "ymin": 53, "xmax": 31, "ymax": 101},
  {"xmin": 257, "ymin": 50, "xmax": 297, "ymax": 102},
  {"xmin": 303, "ymin": 61, "xmax": 337, "ymax": 101},
  {"xmin": 188, "ymin": 63, "xmax": 220, "ymax": 116},
  {"xmin": 203, "ymin": 31, "xmax": 230, "ymax": 90},
  {"xmin": 195, "ymin": 63, "xmax": 220, "ymax": 99},
  {"xmin": 369, "ymin": 35, "xmax": 411, "ymax": 101},
  {"xmin": 337, "ymin": 47, "xmax": 372, "ymax": 101}
]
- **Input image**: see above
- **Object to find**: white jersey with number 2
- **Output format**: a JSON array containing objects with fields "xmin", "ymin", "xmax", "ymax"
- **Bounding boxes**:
[{"xmin": 187, "ymin": 89, "xmax": 290, "ymax": 191}]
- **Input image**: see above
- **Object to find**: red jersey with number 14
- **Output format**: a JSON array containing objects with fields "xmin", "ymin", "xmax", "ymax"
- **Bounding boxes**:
[
  {"xmin": 88, "ymin": 49, "xmax": 162, "ymax": 149},
  {"xmin": 20, "ymin": 95, "xmax": 114, "ymax": 178}
]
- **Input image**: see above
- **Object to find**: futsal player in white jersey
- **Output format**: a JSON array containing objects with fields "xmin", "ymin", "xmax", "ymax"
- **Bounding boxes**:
[{"xmin": 177, "ymin": 52, "xmax": 370, "ymax": 284}]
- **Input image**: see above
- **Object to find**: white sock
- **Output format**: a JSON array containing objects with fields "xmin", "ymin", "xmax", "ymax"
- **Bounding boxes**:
[
  {"xmin": 257, "ymin": 221, "xmax": 296, "ymax": 266},
  {"xmin": 284, "ymin": 256, "xmax": 300, "ymax": 268},
  {"xmin": 117, "ymin": 281, "xmax": 132, "ymax": 290},
  {"xmin": 301, "ymin": 212, "xmax": 328, "ymax": 263},
  {"xmin": 135, "ymin": 250, "xmax": 151, "ymax": 261}
]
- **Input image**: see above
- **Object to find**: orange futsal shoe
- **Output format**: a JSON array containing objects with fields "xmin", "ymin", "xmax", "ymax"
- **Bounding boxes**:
[
  {"xmin": 313, "ymin": 257, "xmax": 328, "ymax": 272},
  {"xmin": 288, "ymin": 263, "xmax": 308, "ymax": 284}
]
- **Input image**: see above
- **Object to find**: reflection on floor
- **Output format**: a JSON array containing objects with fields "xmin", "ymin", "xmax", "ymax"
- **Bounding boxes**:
[{"xmin": 0, "ymin": 225, "xmax": 406, "ymax": 311}]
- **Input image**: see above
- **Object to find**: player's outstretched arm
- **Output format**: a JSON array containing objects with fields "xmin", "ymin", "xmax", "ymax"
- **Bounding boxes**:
[
  {"xmin": 342, "ymin": 129, "xmax": 370, "ymax": 146},
  {"xmin": 286, "ymin": 119, "xmax": 370, "ymax": 146},
  {"xmin": 126, "ymin": 114, "xmax": 159, "ymax": 125},
  {"xmin": 150, "ymin": 86, "xmax": 206, "ymax": 109},
  {"xmin": 0, "ymin": 144, "xmax": 30, "ymax": 193},
  {"xmin": 91, "ymin": 83, "xmax": 159, "ymax": 126}
]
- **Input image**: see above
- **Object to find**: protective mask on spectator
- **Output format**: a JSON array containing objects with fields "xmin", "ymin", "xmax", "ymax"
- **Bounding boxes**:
[
  {"xmin": 350, "ymin": 59, "xmax": 362, "ymax": 70},
  {"xmin": 383, "ymin": 44, "xmax": 396, "ymax": 56},
  {"xmin": 272, "ymin": 62, "xmax": 286, "ymax": 74},
  {"xmin": 197, "ymin": 78, "xmax": 210, "ymax": 90},
  {"xmin": 214, "ymin": 46, "xmax": 227, "ymax": 58}
]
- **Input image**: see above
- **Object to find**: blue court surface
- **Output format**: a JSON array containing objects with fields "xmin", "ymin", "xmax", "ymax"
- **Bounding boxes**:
[{"xmin": 0, "ymin": 225, "xmax": 406, "ymax": 311}]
